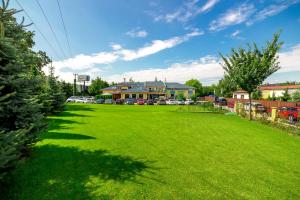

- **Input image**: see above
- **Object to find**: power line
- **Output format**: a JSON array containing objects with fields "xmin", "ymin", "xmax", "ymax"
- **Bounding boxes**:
[
  {"xmin": 56, "ymin": 0, "xmax": 73, "ymax": 57},
  {"xmin": 35, "ymin": 0, "xmax": 67, "ymax": 59},
  {"xmin": 15, "ymin": 0, "xmax": 63, "ymax": 60}
]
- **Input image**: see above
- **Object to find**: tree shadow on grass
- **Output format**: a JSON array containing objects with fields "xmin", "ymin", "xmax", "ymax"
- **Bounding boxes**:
[
  {"xmin": 3, "ymin": 145, "xmax": 160, "ymax": 200},
  {"xmin": 42, "ymin": 132, "xmax": 96, "ymax": 140},
  {"xmin": 55, "ymin": 111, "xmax": 92, "ymax": 118},
  {"xmin": 65, "ymin": 104, "xmax": 96, "ymax": 112},
  {"xmin": 46, "ymin": 118, "xmax": 85, "ymax": 131}
]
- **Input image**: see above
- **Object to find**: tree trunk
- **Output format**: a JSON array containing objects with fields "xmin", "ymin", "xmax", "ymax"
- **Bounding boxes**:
[{"xmin": 249, "ymin": 92, "xmax": 252, "ymax": 120}]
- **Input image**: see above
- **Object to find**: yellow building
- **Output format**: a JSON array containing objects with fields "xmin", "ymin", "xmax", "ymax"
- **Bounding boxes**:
[
  {"xmin": 259, "ymin": 84, "xmax": 300, "ymax": 99},
  {"xmin": 101, "ymin": 81, "xmax": 195, "ymax": 100}
]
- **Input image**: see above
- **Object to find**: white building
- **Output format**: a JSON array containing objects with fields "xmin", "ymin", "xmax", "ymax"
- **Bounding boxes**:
[{"xmin": 232, "ymin": 90, "xmax": 249, "ymax": 99}]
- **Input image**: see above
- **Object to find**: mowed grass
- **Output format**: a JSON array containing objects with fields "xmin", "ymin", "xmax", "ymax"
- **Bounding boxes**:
[{"xmin": 3, "ymin": 104, "xmax": 300, "ymax": 199}]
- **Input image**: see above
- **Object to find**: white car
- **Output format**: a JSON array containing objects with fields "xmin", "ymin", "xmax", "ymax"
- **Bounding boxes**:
[
  {"xmin": 185, "ymin": 100, "xmax": 194, "ymax": 105},
  {"xmin": 83, "ymin": 98, "xmax": 95, "ymax": 104},
  {"xmin": 75, "ymin": 97, "xmax": 85, "ymax": 103},
  {"xmin": 66, "ymin": 96, "xmax": 76, "ymax": 103},
  {"xmin": 166, "ymin": 99, "xmax": 177, "ymax": 105},
  {"xmin": 176, "ymin": 100, "xmax": 185, "ymax": 105}
]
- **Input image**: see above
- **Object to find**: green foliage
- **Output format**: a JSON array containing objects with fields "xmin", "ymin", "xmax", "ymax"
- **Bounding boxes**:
[
  {"xmin": 292, "ymin": 90, "xmax": 300, "ymax": 102},
  {"xmin": 280, "ymin": 88, "xmax": 291, "ymax": 102},
  {"xmin": 60, "ymin": 81, "xmax": 73, "ymax": 98},
  {"xmin": 220, "ymin": 32, "xmax": 282, "ymax": 119},
  {"xmin": 88, "ymin": 77, "xmax": 109, "ymax": 96},
  {"xmin": 176, "ymin": 92, "xmax": 185, "ymax": 100},
  {"xmin": 185, "ymin": 79, "xmax": 203, "ymax": 97},
  {"xmin": 202, "ymin": 86, "xmax": 215, "ymax": 96},
  {"xmin": 0, "ymin": 0, "xmax": 49, "ymax": 180},
  {"xmin": 190, "ymin": 94, "xmax": 197, "ymax": 101},
  {"xmin": 252, "ymin": 90, "xmax": 262, "ymax": 100},
  {"xmin": 215, "ymin": 76, "xmax": 237, "ymax": 98}
]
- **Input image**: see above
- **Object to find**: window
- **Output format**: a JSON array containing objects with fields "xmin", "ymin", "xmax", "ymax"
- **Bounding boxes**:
[
  {"xmin": 241, "ymin": 95, "xmax": 244, "ymax": 99},
  {"xmin": 125, "ymin": 94, "xmax": 129, "ymax": 98},
  {"xmin": 139, "ymin": 94, "xmax": 143, "ymax": 98},
  {"xmin": 132, "ymin": 94, "xmax": 136, "ymax": 98},
  {"xmin": 234, "ymin": 95, "xmax": 237, "ymax": 99}
]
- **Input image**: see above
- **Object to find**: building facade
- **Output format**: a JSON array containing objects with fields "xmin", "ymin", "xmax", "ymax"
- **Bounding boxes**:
[
  {"xmin": 259, "ymin": 85, "xmax": 300, "ymax": 99},
  {"xmin": 101, "ymin": 81, "xmax": 195, "ymax": 100},
  {"xmin": 232, "ymin": 90, "xmax": 249, "ymax": 99}
]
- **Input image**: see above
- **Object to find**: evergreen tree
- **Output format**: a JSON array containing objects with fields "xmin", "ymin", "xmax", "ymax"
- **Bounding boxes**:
[
  {"xmin": 0, "ymin": 0, "xmax": 46, "ymax": 179},
  {"xmin": 281, "ymin": 88, "xmax": 291, "ymax": 102},
  {"xmin": 292, "ymin": 90, "xmax": 300, "ymax": 102}
]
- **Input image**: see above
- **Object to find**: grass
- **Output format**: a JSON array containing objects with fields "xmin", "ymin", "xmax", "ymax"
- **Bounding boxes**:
[{"xmin": 2, "ymin": 104, "xmax": 300, "ymax": 199}]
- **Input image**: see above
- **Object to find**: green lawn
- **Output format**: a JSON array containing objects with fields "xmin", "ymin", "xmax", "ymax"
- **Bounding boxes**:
[{"xmin": 3, "ymin": 104, "xmax": 300, "ymax": 199}]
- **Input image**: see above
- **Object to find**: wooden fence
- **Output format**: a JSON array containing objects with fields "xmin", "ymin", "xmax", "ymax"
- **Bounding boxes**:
[{"xmin": 201, "ymin": 96, "xmax": 300, "ymax": 109}]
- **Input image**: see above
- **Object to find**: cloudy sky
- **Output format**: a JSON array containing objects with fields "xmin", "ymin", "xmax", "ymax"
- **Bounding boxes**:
[{"xmin": 11, "ymin": 0, "xmax": 300, "ymax": 85}]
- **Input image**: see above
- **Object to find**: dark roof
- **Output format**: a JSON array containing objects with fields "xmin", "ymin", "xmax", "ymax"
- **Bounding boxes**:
[
  {"xmin": 122, "ymin": 88, "xmax": 149, "ymax": 93},
  {"xmin": 101, "ymin": 86, "xmax": 118, "ymax": 90},
  {"xmin": 166, "ymin": 82, "xmax": 195, "ymax": 89},
  {"xmin": 144, "ymin": 81, "xmax": 165, "ymax": 87}
]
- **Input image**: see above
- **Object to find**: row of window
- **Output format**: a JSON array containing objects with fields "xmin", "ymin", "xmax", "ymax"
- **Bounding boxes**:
[{"xmin": 125, "ymin": 94, "xmax": 144, "ymax": 99}]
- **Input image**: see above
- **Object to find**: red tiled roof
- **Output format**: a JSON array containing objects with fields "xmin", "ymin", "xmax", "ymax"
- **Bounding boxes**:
[
  {"xmin": 259, "ymin": 85, "xmax": 300, "ymax": 90},
  {"xmin": 233, "ymin": 90, "xmax": 248, "ymax": 93}
]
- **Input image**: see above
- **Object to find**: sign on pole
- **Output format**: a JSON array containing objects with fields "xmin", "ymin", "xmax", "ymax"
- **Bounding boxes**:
[{"xmin": 77, "ymin": 75, "xmax": 90, "ymax": 82}]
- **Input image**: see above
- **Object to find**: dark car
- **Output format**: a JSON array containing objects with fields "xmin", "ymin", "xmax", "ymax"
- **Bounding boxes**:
[
  {"xmin": 215, "ymin": 97, "xmax": 227, "ymax": 106},
  {"xmin": 146, "ymin": 99, "xmax": 154, "ymax": 105},
  {"xmin": 137, "ymin": 99, "xmax": 145, "ymax": 105},
  {"xmin": 157, "ymin": 99, "xmax": 166, "ymax": 105},
  {"xmin": 96, "ymin": 99, "xmax": 105, "ymax": 104},
  {"xmin": 115, "ymin": 99, "xmax": 124, "ymax": 105},
  {"xmin": 125, "ymin": 99, "xmax": 135, "ymax": 105},
  {"xmin": 278, "ymin": 107, "xmax": 298, "ymax": 122}
]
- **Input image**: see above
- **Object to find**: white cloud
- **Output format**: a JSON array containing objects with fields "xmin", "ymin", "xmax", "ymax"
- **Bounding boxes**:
[
  {"xmin": 105, "ymin": 55, "xmax": 223, "ymax": 84},
  {"xmin": 154, "ymin": 0, "xmax": 219, "ymax": 23},
  {"xmin": 247, "ymin": 0, "xmax": 300, "ymax": 25},
  {"xmin": 120, "ymin": 30, "xmax": 203, "ymax": 61},
  {"xmin": 277, "ymin": 43, "xmax": 300, "ymax": 73},
  {"xmin": 104, "ymin": 43, "xmax": 300, "ymax": 85},
  {"xmin": 230, "ymin": 30, "xmax": 244, "ymax": 40},
  {"xmin": 126, "ymin": 28, "xmax": 148, "ymax": 38},
  {"xmin": 209, "ymin": 3, "xmax": 255, "ymax": 31},
  {"xmin": 111, "ymin": 44, "xmax": 122, "ymax": 50},
  {"xmin": 49, "ymin": 31, "xmax": 202, "ymax": 82}
]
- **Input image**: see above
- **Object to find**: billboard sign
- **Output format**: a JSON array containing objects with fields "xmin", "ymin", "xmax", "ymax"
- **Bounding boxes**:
[{"xmin": 77, "ymin": 75, "xmax": 90, "ymax": 82}]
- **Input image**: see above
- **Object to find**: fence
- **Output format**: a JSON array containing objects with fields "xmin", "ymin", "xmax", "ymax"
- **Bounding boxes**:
[{"xmin": 225, "ymin": 98, "xmax": 300, "ymax": 109}]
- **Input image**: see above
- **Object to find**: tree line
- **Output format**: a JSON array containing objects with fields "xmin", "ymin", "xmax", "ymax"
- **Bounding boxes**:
[{"xmin": 0, "ymin": 0, "xmax": 71, "ymax": 180}]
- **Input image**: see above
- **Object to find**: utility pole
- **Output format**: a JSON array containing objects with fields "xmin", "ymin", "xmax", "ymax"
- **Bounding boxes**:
[{"xmin": 73, "ymin": 73, "xmax": 77, "ymax": 96}]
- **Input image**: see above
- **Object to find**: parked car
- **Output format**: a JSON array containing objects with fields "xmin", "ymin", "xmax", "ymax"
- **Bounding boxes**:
[
  {"xmin": 115, "ymin": 99, "xmax": 124, "ymax": 104},
  {"xmin": 75, "ymin": 97, "xmax": 85, "ymax": 103},
  {"xmin": 146, "ymin": 99, "xmax": 154, "ymax": 105},
  {"xmin": 83, "ymin": 97, "xmax": 95, "ymax": 104},
  {"xmin": 104, "ymin": 99, "xmax": 113, "ymax": 104},
  {"xmin": 176, "ymin": 100, "xmax": 185, "ymax": 105},
  {"xmin": 215, "ymin": 97, "xmax": 227, "ymax": 106},
  {"xmin": 125, "ymin": 99, "xmax": 135, "ymax": 105},
  {"xmin": 185, "ymin": 99, "xmax": 194, "ymax": 105},
  {"xmin": 157, "ymin": 99, "xmax": 166, "ymax": 105},
  {"xmin": 96, "ymin": 99, "xmax": 105, "ymax": 104},
  {"xmin": 166, "ymin": 99, "xmax": 177, "ymax": 105},
  {"xmin": 137, "ymin": 99, "xmax": 145, "ymax": 105},
  {"xmin": 277, "ymin": 107, "xmax": 298, "ymax": 122},
  {"xmin": 244, "ymin": 102, "xmax": 265, "ymax": 112},
  {"xmin": 66, "ymin": 96, "xmax": 76, "ymax": 103}
]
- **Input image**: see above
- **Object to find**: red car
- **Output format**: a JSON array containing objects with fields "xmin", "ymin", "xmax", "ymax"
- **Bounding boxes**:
[
  {"xmin": 277, "ymin": 107, "xmax": 298, "ymax": 122},
  {"xmin": 137, "ymin": 99, "xmax": 145, "ymax": 105}
]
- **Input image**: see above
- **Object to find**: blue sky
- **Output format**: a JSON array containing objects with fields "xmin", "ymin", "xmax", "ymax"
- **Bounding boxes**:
[{"xmin": 11, "ymin": 0, "xmax": 300, "ymax": 85}]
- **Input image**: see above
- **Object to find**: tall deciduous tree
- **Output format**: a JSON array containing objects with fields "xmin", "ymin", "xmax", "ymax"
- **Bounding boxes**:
[
  {"xmin": 185, "ymin": 79, "xmax": 203, "ymax": 97},
  {"xmin": 88, "ymin": 77, "xmax": 109, "ymax": 96},
  {"xmin": 220, "ymin": 32, "xmax": 282, "ymax": 120}
]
